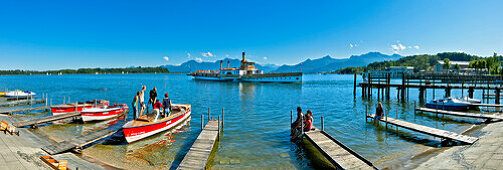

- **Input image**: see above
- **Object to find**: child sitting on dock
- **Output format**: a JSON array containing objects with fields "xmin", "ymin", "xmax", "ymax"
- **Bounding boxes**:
[
  {"xmin": 291, "ymin": 110, "xmax": 314, "ymax": 140},
  {"xmin": 374, "ymin": 102, "xmax": 384, "ymax": 125}
]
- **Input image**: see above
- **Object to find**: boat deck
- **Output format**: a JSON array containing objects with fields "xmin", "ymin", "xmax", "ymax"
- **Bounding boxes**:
[
  {"xmin": 367, "ymin": 114, "xmax": 478, "ymax": 144},
  {"xmin": 177, "ymin": 120, "xmax": 219, "ymax": 170},
  {"xmin": 304, "ymin": 126, "xmax": 376, "ymax": 169}
]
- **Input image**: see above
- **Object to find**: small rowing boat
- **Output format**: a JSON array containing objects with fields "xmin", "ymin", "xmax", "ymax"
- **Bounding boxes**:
[
  {"xmin": 425, "ymin": 97, "xmax": 471, "ymax": 111},
  {"xmin": 51, "ymin": 100, "xmax": 109, "ymax": 115},
  {"xmin": 122, "ymin": 104, "xmax": 191, "ymax": 143},
  {"xmin": 81, "ymin": 103, "xmax": 128, "ymax": 122}
]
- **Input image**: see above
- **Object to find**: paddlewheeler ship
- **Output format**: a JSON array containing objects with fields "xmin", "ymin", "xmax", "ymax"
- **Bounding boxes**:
[
  {"xmin": 122, "ymin": 104, "xmax": 191, "ymax": 143},
  {"xmin": 189, "ymin": 52, "xmax": 302, "ymax": 83}
]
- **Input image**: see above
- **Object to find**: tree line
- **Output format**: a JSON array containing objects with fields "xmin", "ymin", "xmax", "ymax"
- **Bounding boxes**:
[{"xmin": 0, "ymin": 66, "xmax": 170, "ymax": 75}]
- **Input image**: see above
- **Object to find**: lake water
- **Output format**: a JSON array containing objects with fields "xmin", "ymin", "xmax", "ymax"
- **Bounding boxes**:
[{"xmin": 0, "ymin": 74, "xmax": 483, "ymax": 169}]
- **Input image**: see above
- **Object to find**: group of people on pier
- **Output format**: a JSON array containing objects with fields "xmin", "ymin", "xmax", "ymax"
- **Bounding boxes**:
[
  {"xmin": 131, "ymin": 85, "xmax": 172, "ymax": 120},
  {"xmin": 290, "ymin": 107, "xmax": 314, "ymax": 140}
]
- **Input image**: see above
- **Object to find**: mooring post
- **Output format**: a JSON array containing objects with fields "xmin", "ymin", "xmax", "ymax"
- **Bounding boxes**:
[
  {"xmin": 63, "ymin": 96, "xmax": 65, "ymax": 104},
  {"xmin": 321, "ymin": 115, "xmax": 324, "ymax": 132},
  {"xmin": 496, "ymin": 88, "xmax": 501, "ymax": 104},
  {"xmin": 222, "ymin": 108, "xmax": 224, "ymax": 130},
  {"xmin": 353, "ymin": 73, "xmax": 357, "ymax": 98},
  {"xmin": 208, "ymin": 107, "xmax": 211, "ymax": 121},
  {"xmin": 201, "ymin": 114, "xmax": 204, "ymax": 130},
  {"xmin": 218, "ymin": 115, "xmax": 220, "ymax": 134},
  {"xmin": 365, "ymin": 105, "xmax": 368, "ymax": 122},
  {"xmin": 301, "ymin": 115, "xmax": 304, "ymax": 139},
  {"xmin": 385, "ymin": 110, "xmax": 388, "ymax": 130}
]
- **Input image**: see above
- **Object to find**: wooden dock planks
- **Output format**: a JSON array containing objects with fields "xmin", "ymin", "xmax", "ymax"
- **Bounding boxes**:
[
  {"xmin": 177, "ymin": 120, "xmax": 219, "ymax": 170},
  {"xmin": 304, "ymin": 127, "xmax": 376, "ymax": 170},
  {"xmin": 416, "ymin": 107, "xmax": 503, "ymax": 120},
  {"xmin": 41, "ymin": 127, "xmax": 120, "ymax": 155},
  {"xmin": 12, "ymin": 112, "xmax": 81, "ymax": 128},
  {"xmin": 471, "ymin": 103, "xmax": 503, "ymax": 107},
  {"xmin": 367, "ymin": 114, "xmax": 478, "ymax": 144},
  {"xmin": 0, "ymin": 106, "xmax": 49, "ymax": 115},
  {"xmin": 0, "ymin": 99, "xmax": 45, "ymax": 107}
]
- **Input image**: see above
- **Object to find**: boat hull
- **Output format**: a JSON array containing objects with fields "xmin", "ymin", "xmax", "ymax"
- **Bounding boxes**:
[
  {"xmin": 424, "ymin": 103, "xmax": 470, "ymax": 111},
  {"xmin": 81, "ymin": 107, "xmax": 125, "ymax": 122},
  {"xmin": 122, "ymin": 110, "xmax": 191, "ymax": 143},
  {"xmin": 192, "ymin": 73, "xmax": 302, "ymax": 83},
  {"xmin": 51, "ymin": 104, "xmax": 108, "ymax": 115}
]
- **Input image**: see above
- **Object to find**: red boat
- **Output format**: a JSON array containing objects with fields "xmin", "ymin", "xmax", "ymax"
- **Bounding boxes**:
[
  {"xmin": 51, "ymin": 100, "xmax": 109, "ymax": 116},
  {"xmin": 122, "ymin": 104, "xmax": 191, "ymax": 143},
  {"xmin": 81, "ymin": 103, "xmax": 128, "ymax": 122}
]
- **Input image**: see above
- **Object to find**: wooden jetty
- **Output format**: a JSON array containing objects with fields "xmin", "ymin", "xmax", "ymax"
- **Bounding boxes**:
[
  {"xmin": 177, "ymin": 120, "xmax": 220, "ymax": 170},
  {"xmin": 0, "ymin": 99, "xmax": 45, "ymax": 107},
  {"xmin": 12, "ymin": 112, "xmax": 81, "ymax": 128},
  {"xmin": 366, "ymin": 114, "xmax": 478, "ymax": 144},
  {"xmin": 0, "ymin": 106, "xmax": 50, "ymax": 115},
  {"xmin": 415, "ymin": 107, "xmax": 503, "ymax": 121},
  {"xmin": 304, "ymin": 126, "xmax": 376, "ymax": 169},
  {"xmin": 471, "ymin": 103, "xmax": 503, "ymax": 107},
  {"xmin": 41, "ymin": 127, "xmax": 120, "ymax": 155}
]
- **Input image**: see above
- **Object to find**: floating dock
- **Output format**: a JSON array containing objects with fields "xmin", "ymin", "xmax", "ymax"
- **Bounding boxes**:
[
  {"xmin": 304, "ymin": 126, "xmax": 376, "ymax": 169},
  {"xmin": 41, "ymin": 127, "xmax": 120, "ymax": 155},
  {"xmin": 415, "ymin": 107, "xmax": 503, "ymax": 121},
  {"xmin": 367, "ymin": 114, "xmax": 478, "ymax": 144},
  {"xmin": 12, "ymin": 112, "xmax": 81, "ymax": 128},
  {"xmin": 0, "ymin": 106, "xmax": 50, "ymax": 115},
  {"xmin": 0, "ymin": 99, "xmax": 45, "ymax": 107},
  {"xmin": 177, "ymin": 120, "xmax": 220, "ymax": 170}
]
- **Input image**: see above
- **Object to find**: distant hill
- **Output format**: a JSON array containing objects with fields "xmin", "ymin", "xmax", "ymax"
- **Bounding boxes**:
[
  {"xmin": 162, "ymin": 58, "xmax": 279, "ymax": 73},
  {"xmin": 274, "ymin": 52, "xmax": 403, "ymax": 73}
]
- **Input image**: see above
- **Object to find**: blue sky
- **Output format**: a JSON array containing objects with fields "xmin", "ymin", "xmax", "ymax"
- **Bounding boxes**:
[{"xmin": 0, "ymin": 0, "xmax": 502, "ymax": 70}]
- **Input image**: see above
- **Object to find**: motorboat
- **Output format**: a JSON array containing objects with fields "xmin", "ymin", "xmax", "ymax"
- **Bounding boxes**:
[
  {"xmin": 458, "ymin": 97, "xmax": 481, "ymax": 104},
  {"xmin": 51, "ymin": 100, "xmax": 109, "ymax": 115},
  {"xmin": 4, "ymin": 90, "xmax": 36, "ymax": 98},
  {"xmin": 122, "ymin": 104, "xmax": 191, "ymax": 143},
  {"xmin": 81, "ymin": 103, "xmax": 128, "ymax": 122},
  {"xmin": 425, "ymin": 98, "xmax": 471, "ymax": 111}
]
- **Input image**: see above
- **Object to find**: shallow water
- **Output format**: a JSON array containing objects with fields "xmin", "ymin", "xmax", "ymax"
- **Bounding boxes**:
[{"xmin": 0, "ymin": 74, "xmax": 485, "ymax": 169}]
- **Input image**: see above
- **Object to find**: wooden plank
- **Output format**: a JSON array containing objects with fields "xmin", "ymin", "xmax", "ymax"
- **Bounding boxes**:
[
  {"xmin": 41, "ymin": 128, "xmax": 120, "ymax": 155},
  {"xmin": 12, "ymin": 112, "xmax": 81, "ymax": 127},
  {"xmin": 0, "ymin": 106, "xmax": 49, "ymax": 115},
  {"xmin": 0, "ymin": 99, "xmax": 45, "ymax": 107},
  {"xmin": 471, "ymin": 103, "xmax": 503, "ymax": 107},
  {"xmin": 367, "ymin": 114, "xmax": 478, "ymax": 144},
  {"xmin": 177, "ymin": 120, "xmax": 219, "ymax": 170},
  {"xmin": 304, "ymin": 127, "xmax": 376, "ymax": 170},
  {"xmin": 416, "ymin": 107, "xmax": 503, "ymax": 120}
]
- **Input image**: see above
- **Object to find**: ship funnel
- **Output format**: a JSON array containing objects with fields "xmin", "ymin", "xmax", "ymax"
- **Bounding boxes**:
[
  {"xmin": 220, "ymin": 60, "xmax": 223, "ymax": 70},
  {"xmin": 242, "ymin": 52, "xmax": 246, "ymax": 61}
]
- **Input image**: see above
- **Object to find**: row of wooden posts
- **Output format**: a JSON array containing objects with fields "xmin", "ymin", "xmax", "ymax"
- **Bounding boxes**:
[{"xmin": 201, "ymin": 108, "xmax": 224, "ymax": 132}]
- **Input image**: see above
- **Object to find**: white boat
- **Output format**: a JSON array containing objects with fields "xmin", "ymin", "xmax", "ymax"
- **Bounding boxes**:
[
  {"xmin": 458, "ymin": 97, "xmax": 481, "ymax": 104},
  {"xmin": 425, "ymin": 97, "xmax": 471, "ymax": 111},
  {"xmin": 4, "ymin": 90, "xmax": 36, "ymax": 98},
  {"xmin": 189, "ymin": 52, "xmax": 302, "ymax": 83}
]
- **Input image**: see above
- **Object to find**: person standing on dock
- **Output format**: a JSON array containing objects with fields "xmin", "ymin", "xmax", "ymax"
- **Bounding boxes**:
[
  {"xmin": 147, "ymin": 87, "xmax": 157, "ymax": 113},
  {"xmin": 139, "ymin": 86, "xmax": 146, "ymax": 116},
  {"xmin": 374, "ymin": 102, "xmax": 384, "ymax": 125},
  {"xmin": 132, "ymin": 91, "xmax": 139, "ymax": 120},
  {"xmin": 162, "ymin": 93, "xmax": 172, "ymax": 116}
]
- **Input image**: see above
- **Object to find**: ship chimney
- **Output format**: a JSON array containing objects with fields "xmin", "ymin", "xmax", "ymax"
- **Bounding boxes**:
[
  {"xmin": 227, "ymin": 61, "xmax": 230, "ymax": 68},
  {"xmin": 242, "ymin": 52, "xmax": 246, "ymax": 61},
  {"xmin": 220, "ymin": 60, "xmax": 223, "ymax": 70}
]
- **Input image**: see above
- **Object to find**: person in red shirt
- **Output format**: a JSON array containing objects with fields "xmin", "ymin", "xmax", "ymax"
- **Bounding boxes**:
[{"xmin": 152, "ymin": 99, "xmax": 163, "ymax": 119}]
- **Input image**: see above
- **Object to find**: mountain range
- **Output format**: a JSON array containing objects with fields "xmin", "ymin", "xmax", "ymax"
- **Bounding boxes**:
[{"xmin": 162, "ymin": 52, "xmax": 403, "ymax": 73}]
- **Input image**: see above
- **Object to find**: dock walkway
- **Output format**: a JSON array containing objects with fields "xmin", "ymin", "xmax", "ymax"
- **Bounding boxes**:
[
  {"xmin": 367, "ymin": 114, "xmax": 478, "ymax": 144},
  {"xmin": 304, "ymin": 126, "xmax": 376, "ymax": 169},
  {"xmin": 41, "ymin": 127, "xmax": 120, "ymax": 155},
  {"xmin": 177, "ymin": 120, "xmax": 219, "ymax": 170},
  {"xmin": 471, "ymin": 103, "xmax": 503, "ymax": 107},
  {"xmin": 0, "ymin": 99, "xmax": 45, "ymax": 107},
  {"xmin": 12, "ymin": 112, "xmax": 81, "ymax": 128},
  {"xmin": 0, "ymin": 106, "xmax": 49, "ymax": 115},
  {"xmin": 415, "ymin": 107, "xmax": 503, "ymax": 121}
]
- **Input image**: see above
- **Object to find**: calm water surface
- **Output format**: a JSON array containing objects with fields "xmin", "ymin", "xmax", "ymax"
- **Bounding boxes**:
[{"xmin": 0, "ymin": 74, "xmax": 482, "ymax": 169}]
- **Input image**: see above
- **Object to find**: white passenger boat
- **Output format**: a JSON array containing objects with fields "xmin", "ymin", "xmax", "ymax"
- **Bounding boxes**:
[
  {"xmin": 189, "ymin": 52, "xmax": 302, "ymax": 83},
  {"xmin": 4, "ymin": 90, "xmax": 36, "ymax": 98}
]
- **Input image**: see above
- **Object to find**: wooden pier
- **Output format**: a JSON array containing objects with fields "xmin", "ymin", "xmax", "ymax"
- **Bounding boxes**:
[
  {"xmin": 12, "ymin": 112, "xmax": 81, "ymax": 128},
  {"xmin": 304, "ymin": 126, "xmax": 376, "ymax": 169},
  {"xmin": 0, "ymin": 106, "xmax": 50, "ymax": 115},
  {"xmin": 471, "ymin": 103, "xmax": 503, "ymax": 107},
  {"xmin": 177, "ymin": 120, "xmax": 220, "ymax": 170},
  {"xmin": 367, "ymin": 114, "xmax": 478, "ymax": 144},
  {"xmin": 41, "ymin": 127, "xmax": 120, "ymax": 155},
  {"xmin": 0, "ymin": 99, "xmax": 45, "ymax": 107},
  {"xmin": 415, "ymin": 107, "xmax": 503, "ymax": 121}
]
